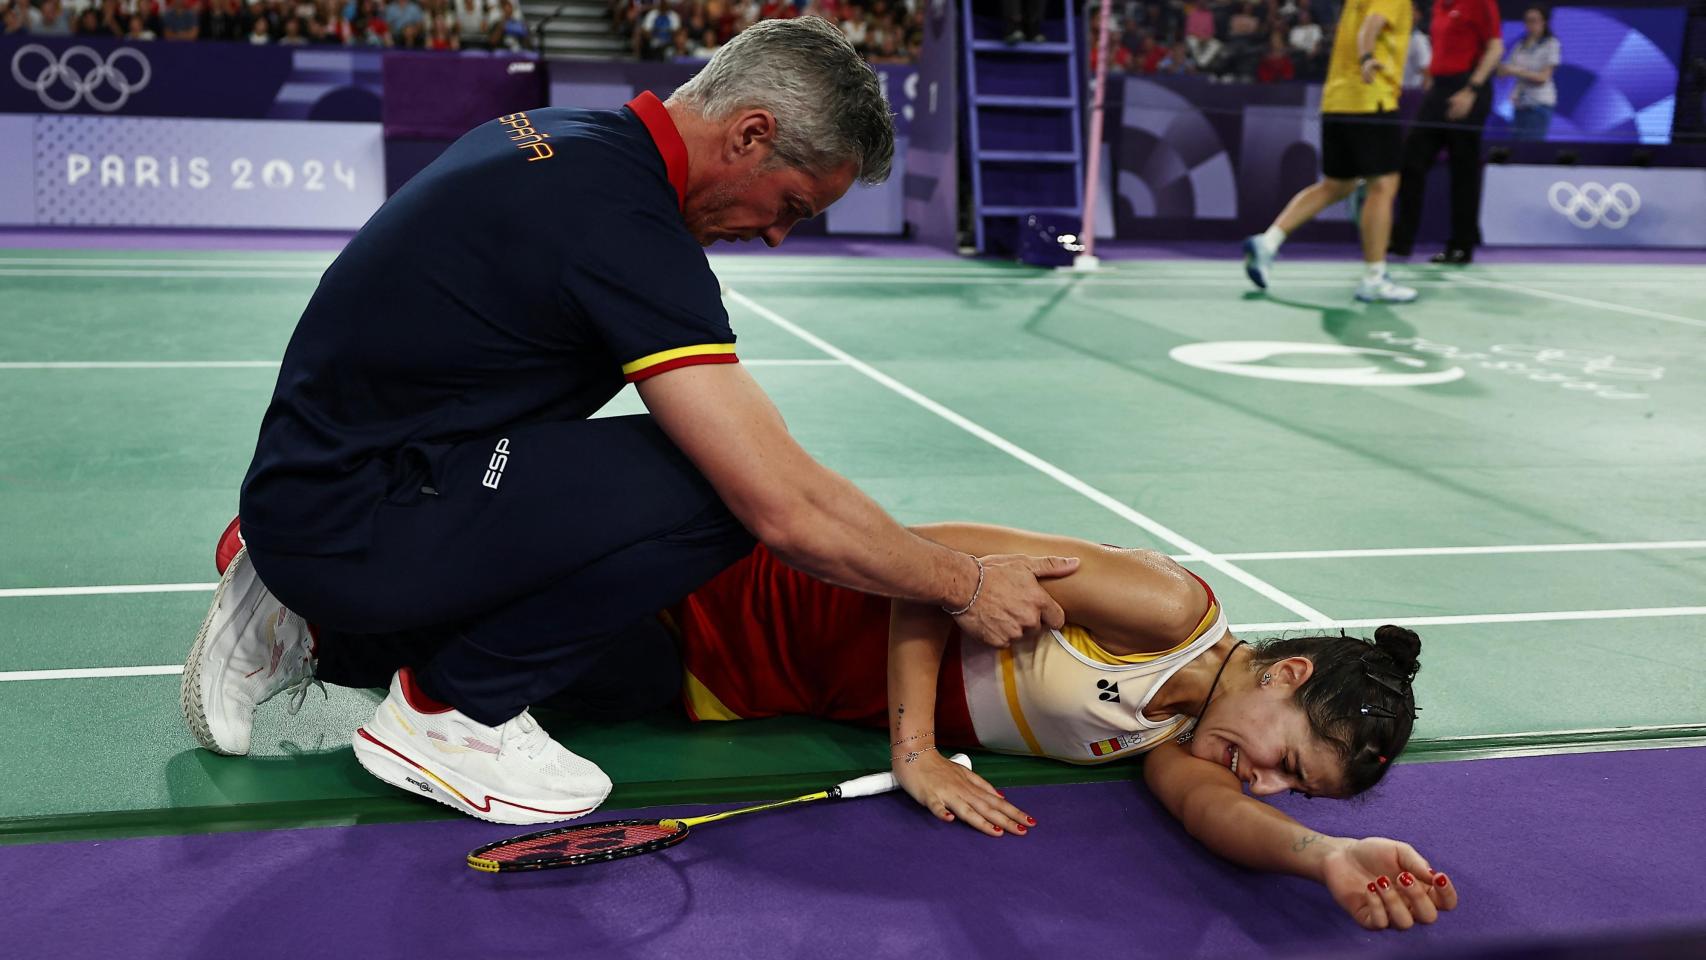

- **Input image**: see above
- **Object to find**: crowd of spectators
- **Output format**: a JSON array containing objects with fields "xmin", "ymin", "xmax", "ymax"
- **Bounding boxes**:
[
  {"xmin": 615, "ymin": 0, "xmax": 924, "ymax": 64},
  {"xmin": 1, "ymin": 0, "xmax": 531, "ymax": 49},
  {"xmin": 1091, "ymin": 0, "xmax": 1340, "ymax": 83}
]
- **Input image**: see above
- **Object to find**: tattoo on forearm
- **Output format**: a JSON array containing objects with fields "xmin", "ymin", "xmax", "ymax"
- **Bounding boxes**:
[{"xmin": 1292, "ymin": 832, "xmax": 1325, "ymax": 853}]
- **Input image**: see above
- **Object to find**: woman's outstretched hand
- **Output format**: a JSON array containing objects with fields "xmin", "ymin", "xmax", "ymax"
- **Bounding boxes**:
[
  {"xmin": 893, "ymin": 749, "xmax": 1033, "ymax": 837},
  {"xmin": 1320, "ymin": 837, "xmax": 1459, "ymax": 930}
]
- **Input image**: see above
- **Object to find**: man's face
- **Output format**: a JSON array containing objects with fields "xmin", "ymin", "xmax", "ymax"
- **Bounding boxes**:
[{"xmin": 685, "ymin": 157, "xmax": 857, "ymax": 249}]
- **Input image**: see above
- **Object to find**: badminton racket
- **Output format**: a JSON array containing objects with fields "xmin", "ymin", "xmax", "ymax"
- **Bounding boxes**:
[{"xmin": 467, "ymin": 752, "xmax": 973, "ymax": 873}]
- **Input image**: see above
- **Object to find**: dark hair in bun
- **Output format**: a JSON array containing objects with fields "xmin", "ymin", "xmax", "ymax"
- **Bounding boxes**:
[{"xmin": 1250, "ymin": 625, "xmax": 1422, "ymax": 796}]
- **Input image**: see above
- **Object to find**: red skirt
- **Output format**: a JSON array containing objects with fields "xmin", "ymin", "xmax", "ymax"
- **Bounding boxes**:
[{"xmin": 670, "ymin": 544, "xmax": 979, "ymax": 748}]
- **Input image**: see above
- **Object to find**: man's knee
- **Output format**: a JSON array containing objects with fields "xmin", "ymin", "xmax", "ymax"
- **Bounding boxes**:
[
  {"xmin": 537, "ymin": 616, "xmax": 683, "ymax": 720},
  {"xmin": 1364, "ymin": 173, "xmax": 1399, "ymax": 198}
]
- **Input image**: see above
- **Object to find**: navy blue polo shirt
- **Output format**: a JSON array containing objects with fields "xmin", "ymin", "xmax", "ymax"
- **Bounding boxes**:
[{"xmin": 240, "ymin": 93, "xmax": 737, "ymax": 555}]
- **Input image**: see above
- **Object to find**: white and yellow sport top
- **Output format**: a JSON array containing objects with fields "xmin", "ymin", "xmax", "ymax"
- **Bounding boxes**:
[{"xmin": 959, "ymin": 580, "xmax": 1227, "ymax": 765}]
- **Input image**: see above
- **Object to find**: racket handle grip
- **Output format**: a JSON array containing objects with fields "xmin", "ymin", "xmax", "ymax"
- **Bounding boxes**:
[{"xmin": 836, "ymin": 752, "xmax": 973, "ymax": 800}]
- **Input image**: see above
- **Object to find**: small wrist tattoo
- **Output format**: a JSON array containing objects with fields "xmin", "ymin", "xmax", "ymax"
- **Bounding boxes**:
[
  {"xmin": 893, "ymin": 745, "xmax": 939, "ymax": 764},
  {"xmin": 1291, "ymin": 832, "xmax": 1325, "ymax": 853}
]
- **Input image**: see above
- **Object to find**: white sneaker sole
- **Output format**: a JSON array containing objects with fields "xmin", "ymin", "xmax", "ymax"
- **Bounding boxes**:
[
  {"xmin": 353, "ymin": 724, "xmax": 609, "ymax": 826},
  {"xmin": 180, "ymin": 547, "xmax": 268, "ymax": 756}
]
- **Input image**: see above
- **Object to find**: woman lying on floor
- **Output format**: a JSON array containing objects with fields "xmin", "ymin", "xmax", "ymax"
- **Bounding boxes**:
[{"xmin": 668, "ymin": 522, "xmax": 1458, "ymax": 931}]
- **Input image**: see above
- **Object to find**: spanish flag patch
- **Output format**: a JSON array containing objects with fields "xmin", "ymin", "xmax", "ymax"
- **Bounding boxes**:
[{"xmin": 1087, "ymin": 733, "xmax": 1144, "ymax": 758}]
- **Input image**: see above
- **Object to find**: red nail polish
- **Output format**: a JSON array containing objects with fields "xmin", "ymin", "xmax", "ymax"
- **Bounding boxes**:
[
  {"xmin": 992, "ymin": 827, "xmax": 1003, "ymax": 835},
  {"xmin": 1434, "ymin": 874, "xmax": 1449, "ymax": 887},
  {"xmin": 1367, "ymin": 882, "xmax": 1378, "ymax": 893},
  {"xmin": 1026, "ymin": 817, "xmax": 1036, "ymax": 825},
  {"xmin": 1398, "ymin": 873, "xmax": 1414, "ymax": 887},
  {"xmin": 1014, "ymin": 827, "xmax": 1026, "ymax": 835},
  {"xmin": 1377, "ymin": 876, "xmax": 1391, "ymax": 890}
]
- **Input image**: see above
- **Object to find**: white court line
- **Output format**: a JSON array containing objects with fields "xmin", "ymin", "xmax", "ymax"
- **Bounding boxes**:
[
  {"xmin": 725, "ymin": 287, "xmax": 1334, "ymax": 626},
  {"xmin": 1446, "ymin": 273, "xmax": 1706, "ymax": 330},
  {"xmin": 0, "ymin": 361, "xmax": 283, "ymax": 370},
  {"xmin": 0, "ymin": 583, "xmax": 219, "ymax": 598},
  {"xmin": 0, "ymin": 358, "xmax": 842, "ymax": 370},
  {"xmin": 0, "ymin": 665, "xmax": 185, "ymax": 682},
  {"xmin": 1232, "ymin": 605, "xmax": 1706, "ymax": 633},
  {"xmin": 7, "ymin": 604, "xmax": 1705, "ymax": 683},
  {"xmin": 0, "ymin": 268, "xmax": 323, "ymax": 279},
  {"xmin": 8, "ymin": 537, "xmax": 1701, "ymax": 600},
  {"xmin": 0, "ymin": 257, "xmax": 332, "ymax": 268},
  {"xmin": 1213, "ymin": 539, "xmax": 1706, "ymax": 561}
]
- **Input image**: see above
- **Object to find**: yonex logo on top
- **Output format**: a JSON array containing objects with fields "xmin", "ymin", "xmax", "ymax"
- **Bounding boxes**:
[
  {"xmin": 1547, "ymin": 181, "xmax": 1640, "ymax": 230},
  {"xmin": 10, "ymin": 44, "xmax": 152, "ymax": 112}
]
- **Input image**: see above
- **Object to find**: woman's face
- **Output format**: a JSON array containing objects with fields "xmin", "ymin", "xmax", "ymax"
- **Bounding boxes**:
[
  {"xmin": 1184, "ymin": 656, "xmax": 1348, "ymax": 798},
  {"xmin": 1524, "ymin": 10, "xmax": 1545, "ymax": 37}
]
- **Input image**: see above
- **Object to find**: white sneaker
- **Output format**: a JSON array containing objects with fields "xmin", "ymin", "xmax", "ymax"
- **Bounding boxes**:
[
  {"xmin": 1242, "ymin": 235, "xmax": 1275, "ymax": 289},
  {"xmin": 1355, "ymin": 273, "xmax": 1419, "ymax": 303},
  {"xmin": 353, "ymin": 668, "xmax": 612, "ymax": 825},
  {"xmin": 181, "ymin": 547, "xmax": 321, "ymax": 756}
]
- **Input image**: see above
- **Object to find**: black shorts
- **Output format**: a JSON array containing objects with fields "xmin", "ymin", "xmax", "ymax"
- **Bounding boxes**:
[{"xmin": 1320, "ymin": 111, "xmax": 1403, "ymax": 180}]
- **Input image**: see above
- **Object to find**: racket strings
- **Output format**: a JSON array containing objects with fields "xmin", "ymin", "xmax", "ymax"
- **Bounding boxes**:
[{"xmin": 481, "ymin": 822, "xmax": 682, "ymax": 862}]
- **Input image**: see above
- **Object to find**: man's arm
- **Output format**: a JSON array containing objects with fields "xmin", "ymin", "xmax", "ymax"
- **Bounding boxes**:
[
  {"xmin": 1357, "ymin": 12, "xmax": 1389, "ymax": 84},
  {"xmin": 1448, "ymin": 12, "xmax": 1505, "ymax": 120},
  {"xmin": 637, "ymin": 363, "xmax": 1077, "ymax": 646},
  {"xmin": 1143, "ymin": 741, "xmax": 1459, "ymax": 930},
  {"xmin": 1468, "ymin": 35, "xmax": 1504, "ymax": 87}
]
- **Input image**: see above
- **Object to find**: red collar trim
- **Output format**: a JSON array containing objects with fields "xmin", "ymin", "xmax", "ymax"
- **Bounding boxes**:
[{"xmin": 627, "ymin": 91, "xmax": 688, "ymax": 211}]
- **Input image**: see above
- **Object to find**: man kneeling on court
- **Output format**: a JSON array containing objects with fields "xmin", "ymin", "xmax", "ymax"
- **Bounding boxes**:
[{"xmin": 181, "ymin": 18, "xmax": 1076, "ymax": 826}]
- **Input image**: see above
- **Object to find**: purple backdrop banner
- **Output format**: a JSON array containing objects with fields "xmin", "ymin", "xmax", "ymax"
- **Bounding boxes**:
[
  {"xmin": 903, "ymin": 0, "xmax": 958, "ymax": 251},
  {"xmin": 2, "ymin": 36, "xmax": 381, "ymax": 122},
  {"xmin": 381, "ymin": 52, "xmax": 545, "ymax": 139},
  {"xmin": 0, "ymin": 114, "xmax": 385, "ymax": 229},
  {"xmin": 1481, "ymin": 165, "xmax": 1706, "ymax": 246}
]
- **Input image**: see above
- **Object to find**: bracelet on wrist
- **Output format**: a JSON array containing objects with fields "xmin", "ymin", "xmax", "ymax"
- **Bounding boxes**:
[
  {"xmin": 891, "ymin": 730, "xmax": 935, "ymax": 747},
  {"xmin": 1359, "ymin": 51, "xmax": 1373, "ymax": 63},
  {"xmin": 892, "ymin": 745, "xmax": 939, "ymax": 764},
  {"xmin": 941, "ymin": 555, "xmax": 985, "ymax": 617}
]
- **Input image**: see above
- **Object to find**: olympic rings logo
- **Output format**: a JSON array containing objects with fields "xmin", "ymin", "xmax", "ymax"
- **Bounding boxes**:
[
  {"xmin": 10, "ymin": 44, "xmax": 151, "ymax": 112},
  {"xmin": 1547, "ymin": 180, "xmax": 1640, "ymax": 230}
]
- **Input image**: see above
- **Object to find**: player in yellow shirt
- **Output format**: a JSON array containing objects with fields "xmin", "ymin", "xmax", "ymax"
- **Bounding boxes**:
[{"xmin": 1244, "ymin": 0, "xmax": 1416, "ymax": 302}]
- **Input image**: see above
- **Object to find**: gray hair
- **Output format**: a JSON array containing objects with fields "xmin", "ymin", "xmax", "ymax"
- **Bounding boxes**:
[{"xmin": 668, "ymin": 17, "xmax": 895, "ymax": 185}]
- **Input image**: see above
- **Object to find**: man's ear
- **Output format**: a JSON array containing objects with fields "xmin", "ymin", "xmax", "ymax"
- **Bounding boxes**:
[{"xmin": 725, "ymin": 108, "xmax": 778, "ymax": 161}]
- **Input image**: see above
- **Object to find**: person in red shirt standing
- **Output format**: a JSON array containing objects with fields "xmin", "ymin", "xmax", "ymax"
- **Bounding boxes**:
[{"xmin": 1390, "ymin": 0, "xmax": 1504, "ymax": 264}]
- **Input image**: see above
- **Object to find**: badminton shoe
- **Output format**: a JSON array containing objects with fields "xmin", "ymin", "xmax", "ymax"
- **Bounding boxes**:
[
  {"xmin": 1242, "ymin": 234, "xmax": 1275, "ymax": 289},
  {"xmin": 182, "ymin": 546, "xmax": 322, "ymax": 755},
  {"xmin": 214, "ymin": 514, "xmax": 244, "ymax": 575},
  {"xmin": 1354, "ymin": 273, "xmax": 1419, "ymax": 303},
  {"xmin": 353, "ymin": 668, "xmax": 613, "ymax": 826}
]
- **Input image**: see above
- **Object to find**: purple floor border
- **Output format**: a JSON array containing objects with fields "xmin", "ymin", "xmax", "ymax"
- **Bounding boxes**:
[
  {"xmin": 5, "ymin": 228, "xmax": 1702, "ymax": 265},
  {"xmin": 4, "ymin": 747, "xmax": 1704, "ymax": 960}
]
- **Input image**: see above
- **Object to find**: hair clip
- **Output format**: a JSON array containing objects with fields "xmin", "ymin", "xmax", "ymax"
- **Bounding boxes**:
[
  {"xmin": 1359, "ymin": 703, "xmax": 1402, "ymax": 720},
  {"xmin": 1377, "ymin": 754, "xmax": 1389, "ymax": 764}
]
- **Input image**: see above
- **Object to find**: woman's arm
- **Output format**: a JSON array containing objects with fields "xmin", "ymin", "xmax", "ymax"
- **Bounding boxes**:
[
  {"xmin": 1143, "ymin": 741, "xmax": 1459, "ymax": 930},
  {"xmin": 886, "ymin": 600, "xmax": 1032, "ymax": 836}
]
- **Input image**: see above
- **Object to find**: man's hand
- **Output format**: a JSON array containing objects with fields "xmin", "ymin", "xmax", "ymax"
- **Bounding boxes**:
[
  {"xmin": 894, "ymin": 749, "xmax": 1032, "ymax": 837},
  {"xmin": 1360, "ymin": 57, "xmax": 1383, "ymax": 84},
  {"xmin": 951, "ymin": 554, "xmax": 1078, "ymax": 648},
  {"xmin": 1447, "ymin": 87, "xmax": 1477, "ymax": 120},
  {"xmin": 1320, "ymin": 837, "xmax": 1459, "ymax": 930}
]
